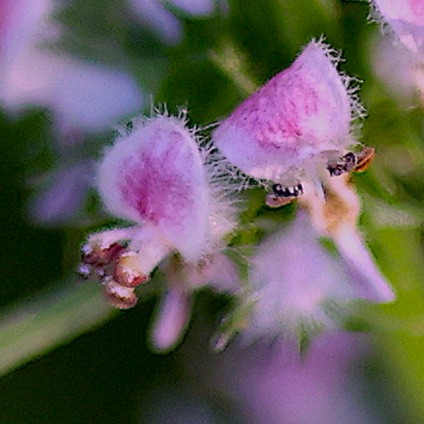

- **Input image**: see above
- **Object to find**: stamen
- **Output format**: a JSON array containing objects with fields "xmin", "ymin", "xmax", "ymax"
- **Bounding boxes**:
[
  {"xmin": 327, "ymin": 147, "xmax": 376, "ymax": 176},
  {"xmin": 266, "ymin": 182, "xmax": 304, "ymax": 208},
  {"xmin": 327, "ymin": 152, "xmax": 357, "ymax": 176},
  {"xmin": 354, "ymin": 147, "xmax": 375, "ymax": 172}
]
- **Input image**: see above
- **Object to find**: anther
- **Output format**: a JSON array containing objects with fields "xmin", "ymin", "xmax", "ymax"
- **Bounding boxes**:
[
  {"xmin": 266, "ymin": 182, "xmax": 304, "ymax": 208},
  {"xmin": 327, "ymin": 152, "xmax": 357, "ymax": 177}
]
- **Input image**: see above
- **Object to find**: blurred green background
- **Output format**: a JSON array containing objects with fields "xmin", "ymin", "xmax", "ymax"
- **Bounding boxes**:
[{"xmin": 1, "ymin": 0, "xmax": 424, "ymax": 422}]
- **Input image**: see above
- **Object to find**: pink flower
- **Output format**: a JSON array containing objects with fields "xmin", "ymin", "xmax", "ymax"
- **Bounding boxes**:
[
  {"xmin": 243, "ymin": 211, "xmax": 393, "ymax": 341},
  {"xmin": 0, "ymin": 0, "xmax": 143, "ymax": 134},
  {"xmin": 80, "ymin": 114, "xmax": 240, "ymax": 350},
  {"xmin": 370, "ymin": 33, "xmax": 424, "ymax": 106},
  {"xmin": 0, "ymin": 0, "xmax": 143, "ymax": 225},
  {"xmin": 371, "ymin": 0, "xmax": 424, "ymax": 53},
  {"xmin": 211, "ymin": 40, "xmax": 394, "ymax": 340},
  {"xmin": 213, "ymin": 40, "xmax": 363, "ymax": 181},
  {"xmin": 97, "ymin": 115, "xmax": 210, "ymax": 261}
]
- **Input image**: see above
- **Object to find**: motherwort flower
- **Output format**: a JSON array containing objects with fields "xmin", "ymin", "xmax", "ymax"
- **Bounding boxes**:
[
  {"xmin": 80, "ymin": 114, "xmax": 240, "ymax": 350},
  {"xmin": 244, "ymin": 211, "xmax": 390, "ymax": 340},
  {"xmin": 213, "ymin": 40, "xmax": 364, "ymax": 183},
  {"xmin": 370, "ymin": 33, "xmax": 424, "ymax": 106},
  {"xmin": 369, "ymin": 1, "xmax": 424, "ymax": 105},
  {"xmin": 212, "ymin": 40, "xmax": 394, "ymax": 339},
  {"xmin": 370, "ymin": 0, "xmax": 424, "ymax": 53},
  {"xmin": 0, "ymin": 0, "xmax": 143, "ymax": 133}
]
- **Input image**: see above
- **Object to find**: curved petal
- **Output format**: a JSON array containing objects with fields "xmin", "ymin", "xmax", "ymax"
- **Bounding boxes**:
[
  {"xmin": 97, "ymin": 116, "xmax": 210, "ymax": 262},
  {"xmin": 213, "ymin": 41, "xmax": 356, "ymax": 180},
  {"xmin": 150, "ymin": 288, "xmax": 191, "ymax": 351},
  {"xmin": 300, "ymin": 175, "xmax": 395, "ymax": 303},
  {"xmin": 335, "ymin": 226, "xmax": 395, "ymax": 303}
]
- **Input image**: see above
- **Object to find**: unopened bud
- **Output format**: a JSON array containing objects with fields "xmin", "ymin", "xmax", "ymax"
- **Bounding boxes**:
[
  {"xmin": 103, "ymin": 278, "xmax": 138, "ymax": 309},
  {"xmin": 114, "ymin": 251, "xmax": 148, "ymax": 288},
  {"xmin": 81, "ymin": 242, "xmax": 125, "ymax": 266}
]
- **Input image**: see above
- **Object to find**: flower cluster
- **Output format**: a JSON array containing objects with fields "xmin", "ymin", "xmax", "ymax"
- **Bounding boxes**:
[{"xmin": 80, "ymin": 40, "xmax": 395, "ymax": 350}]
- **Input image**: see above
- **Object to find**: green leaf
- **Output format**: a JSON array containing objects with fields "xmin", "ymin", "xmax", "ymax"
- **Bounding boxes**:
[{"xmin": 0, "ymin": 280, "xmax": 115, "ymax": 376}]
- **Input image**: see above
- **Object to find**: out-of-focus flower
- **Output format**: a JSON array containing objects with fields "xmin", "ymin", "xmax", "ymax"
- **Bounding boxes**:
[
  {"xmin": 183, "ymin": 330, "xmax": 382, "ymax": 424},
  {"xmin": 212, "ymin": 40, "xmax": 394, "ymax": 339},
  {"xmin": 28, "ymin": 160, "xmax": 94, "ymax": 225},
  {"xmin": 80, "ymin": 114, "xmax": 240, "ymax": 350},
  {"xmin": 243, "ymin": 211, "xmax": 393, "ymax": 341},
  {"xmin": 369, "ymin": 0, "xmax": 424, "ymax": 106},
  {"xmin": 0, "ymin": 0, "xmax": 143, "ymax": 134},
  {"xmin": 370, "ymin": 0, "xmax": 424, "ymax": 53},
  {"xmin": 370, "ymin": 33, "xmax": 424, "ymax": 106},
  {"xmin": 128, "ymin": 0, "xmax": 227, "ymax": 45},
  {"xmin": 0, "ymin": 0, "xmax": 143, "ymax": 225}
]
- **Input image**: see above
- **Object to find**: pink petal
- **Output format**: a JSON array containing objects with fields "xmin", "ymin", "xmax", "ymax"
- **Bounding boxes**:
[
  {"xmin": 29, "ymin": 161, "xmax": 93, "ymax": 225},
  {"xmin": 150, "ymin": 288, "xmax": 191, "ymax": 351},
  {"xmin": 213, "ymin": 41, "xmax": 355, "ymax": 180},
  {"xmin": 246, "ymin": 212, "xmax": 354, "ymax": 338},
  {"xmin": 97, "ymin": 116, "xmax": 210, "ymax": 261},
  {"xmin": 0, "ymin": 0, "xmax": 143, "ymax": 133},
  {"xmin": 373, "ymin": 0, "xmax": 424, "ymax": 52},
  {"xmin": 334, "ymin": 226, "xmax": 395, "ymax": 303}
]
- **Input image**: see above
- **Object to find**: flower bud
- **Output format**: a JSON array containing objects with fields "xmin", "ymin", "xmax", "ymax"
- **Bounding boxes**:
[
  {"xmin": 114, "ymin": 251, "xmax": 148, "ymax": 288},
  {"xmin": 103, "ymin": 278, "xmax": 138, "ymax": 309}
]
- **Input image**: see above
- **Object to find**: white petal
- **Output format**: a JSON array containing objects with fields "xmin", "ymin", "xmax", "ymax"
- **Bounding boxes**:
[{"xmin": 300, "ymin": 175, "xmax": 395, "ymax": 304}]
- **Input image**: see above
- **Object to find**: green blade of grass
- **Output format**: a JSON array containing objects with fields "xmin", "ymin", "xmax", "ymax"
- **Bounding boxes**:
[{"xmin": 0, "ymin": 280, "xmax": 115, "ymax": 376}]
